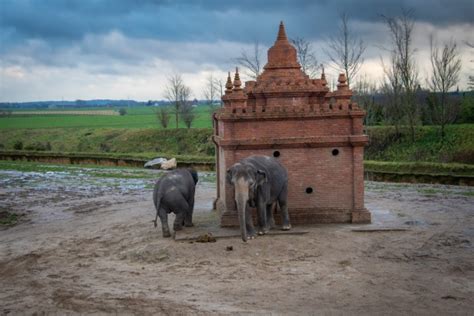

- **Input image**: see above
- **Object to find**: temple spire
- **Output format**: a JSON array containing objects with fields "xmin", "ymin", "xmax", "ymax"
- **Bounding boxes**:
[
  {"xmin": 225, "ymin": 72, "xmax": 233, "ymax": 94},
  {"xmin": 321, "ymin": 64, "xmax": 327, "ymax": 86},
  {"xmin": 264, "ymin": 21, "xmax": 299, "ymax": 70},
  {"xmin": 277, "ymin": 21, "xmax": 288, "ymax": 41},
  {"xmin": 233, "ymin": 67, "xmax": 242, "ymax": 91}
]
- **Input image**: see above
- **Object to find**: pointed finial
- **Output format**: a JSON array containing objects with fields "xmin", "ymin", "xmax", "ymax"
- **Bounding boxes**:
[
  {"xmin": 233, "ymin": 67, "xmax": 242, "ymax": 90},
  {"xmin": 277, "ymin": 21, "xmax": 288, "ymax": 41},
  {"xmin": 320, "ymin": 65, "xmax": 327, "ymax": 86},
  {"xmin": 225, "ymin": 72, "xmax": 233, "ymax": 93},
  {"xmin": 337, "ymin": 73, "xmax": 348, "ymax": 90},
  {"xmin": 338, "ymin": 73, "xmax": 347, "ymax": 85}
]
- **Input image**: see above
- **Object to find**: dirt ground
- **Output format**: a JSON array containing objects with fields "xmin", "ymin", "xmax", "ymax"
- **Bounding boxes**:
[{"xmin": 0, "ymin": 168, "xmax": 473, "ymax": 315}]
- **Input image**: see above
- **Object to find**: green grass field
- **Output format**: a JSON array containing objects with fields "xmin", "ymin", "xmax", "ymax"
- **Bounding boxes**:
[
  {"xmin": 0, "ymin": 128, "xmax": 215, "ymax": 157},
  {"xmin": 0, "ymin": 106, "xmax": 473, "ymax": 165},
  {"xmin": 0, "ymin": 106, "xmax": 214, "ymax": 129},
  {"xmin": 366, "ymin": 124, "xmax": 474, "ymax": 164}
]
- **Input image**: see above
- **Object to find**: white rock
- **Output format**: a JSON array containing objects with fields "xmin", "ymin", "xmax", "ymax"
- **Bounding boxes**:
[
  {"xmin": 161, "ymin": 158, "xmax": 177, "ymax": 170},
  {"xmin": 144, "ymin": 157, "xmax": 167, "ymax": 169}
]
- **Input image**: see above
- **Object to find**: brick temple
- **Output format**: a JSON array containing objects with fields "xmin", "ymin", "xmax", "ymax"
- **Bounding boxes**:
[{"xmin": 212, "ymin": 22, "xmax": 371, "ymax": 226}]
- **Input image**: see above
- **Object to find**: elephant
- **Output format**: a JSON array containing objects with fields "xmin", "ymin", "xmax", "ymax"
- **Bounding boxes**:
[
  {"xmin": 227, "ymin": 155, "xmax": 291, "ymax": 242},
  {"xmin": 152, "ymin": 168, "xmax": 198, "ymax": 237}
]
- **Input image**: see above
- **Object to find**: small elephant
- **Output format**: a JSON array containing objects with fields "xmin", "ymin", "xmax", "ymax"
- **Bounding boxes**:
[
  {"xmin": 153, "ymin": 168, "xmax": 198, "ymax": 237},
  {"xmin": 227, "ymin": 155, "xmax": 291, "ymax": 242}
]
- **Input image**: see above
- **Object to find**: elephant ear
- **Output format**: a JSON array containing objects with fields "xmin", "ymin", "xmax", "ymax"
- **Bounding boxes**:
[
  {"xmin": 226, "ymin": 168, "xmax": 233, "ymax": 184},
  {"xmin": 256, "ymin": 170, "xmax": 267, "ymax": 186},
  {"xmin": 256, "ymin": 170, "xmax": 270, "ymax": 201},
  {"xmin": 189, "ymin": 169, "xmax": 199, "ymax": 184}
]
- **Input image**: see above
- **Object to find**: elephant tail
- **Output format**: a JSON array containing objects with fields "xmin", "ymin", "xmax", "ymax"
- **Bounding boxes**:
[{"xmin": 152, "ymin": 186, "xmax": 161, "ymax": 228}]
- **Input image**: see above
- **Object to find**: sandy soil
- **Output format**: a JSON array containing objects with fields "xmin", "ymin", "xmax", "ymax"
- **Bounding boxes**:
[{"xmin": 0, "ymin": 169, "xmax": 473, "ymax": 315}]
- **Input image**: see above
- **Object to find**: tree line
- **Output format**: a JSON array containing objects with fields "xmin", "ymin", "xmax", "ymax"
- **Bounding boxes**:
[{"xmin": 157, "ymin": 8, "xmax": 473, "ymax": 138}]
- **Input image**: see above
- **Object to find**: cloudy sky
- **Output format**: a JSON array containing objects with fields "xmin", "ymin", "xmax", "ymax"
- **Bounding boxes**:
[{"xmin": 0, "ymin": 0, "xmax": 472, "ymax": 102}]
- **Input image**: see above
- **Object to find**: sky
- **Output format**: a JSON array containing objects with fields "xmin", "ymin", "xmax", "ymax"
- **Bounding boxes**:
[{"xmin": 0, "ymin": 0, "xmax": 473, "ymax": 102}]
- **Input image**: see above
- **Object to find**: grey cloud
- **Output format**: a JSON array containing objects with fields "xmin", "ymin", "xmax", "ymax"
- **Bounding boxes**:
[
  {"xmin": 1, "ymin": 0, "xmax": 472, "ymax": 48},
  {"xmin": 0, "ymin": 0, "xmax": 472, "ymax": 102}
]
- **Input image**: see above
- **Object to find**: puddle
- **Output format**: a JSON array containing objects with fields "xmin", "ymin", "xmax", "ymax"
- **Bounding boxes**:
[
  {"xmin": 0, "ymin": 168, "xmax": 216, "ymax": 195},
  {"xmin": 404, "ymin": 220, "xmax": 427, "ymax": 226},
  {"xmin": 0, "ymin": 167, "xmax": 217, "ymax": 224}
]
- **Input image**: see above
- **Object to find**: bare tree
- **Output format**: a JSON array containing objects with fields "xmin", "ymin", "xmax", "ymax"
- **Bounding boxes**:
[
  {"xmin": 380, "ymin": 53, "xmax": 404, "ymax": 135},
  {"xmin": 382, "ymin": 9, "xmax": 420, "ymax": 142},
  {"xmin": 465, "ymin": 41, "xmax": 474, "ymax": 91},
  {"xmin": 427, "ymin": 36, "xmax": 462, "ymax": 138},
  {"xmin": 164, "ymin": 74, "xmax": 184, "ymax": 128},
  {"xmin": 353, "ymin": 75, "xmax": 379, "ymax": 128},
  {"xmin": 178, "ymin": 85, "xmax": 194, "ymax": 128},
  {"xmin": 214, "ymin": 77, "xmax": 225, "ymax": 106},
  {"xmin": 156, "ymin": 106, "xmax": 171, "ymax": 128},
  {"xmin": 203, "ymin": 74, "xmax": 219, "ymax": 116},
  {"xmin": 291, "ymin": 37, "xmax": 319, "ymax": 78},
  {"xmin": 324, "ymin": 12, "xmax": 366, "ymax": 87},
  {"xmin": 165, "ymin": 74, "xmax": 194, "ymax": 128},
  {"xmin": 235, "ymin": 41, "xmax": 264, "ymax": 80}
]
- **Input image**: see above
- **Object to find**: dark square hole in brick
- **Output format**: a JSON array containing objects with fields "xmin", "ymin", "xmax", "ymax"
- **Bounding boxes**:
[
  {"xmin": 273, "ymin": 150, "xmax": 280, "ymax": 158},
  {"xmin": 306, "ymin": 187, "xmax": 313, "ymax": 194},
  {"xmin": 332, "ymin": 149, "xmax": 339, "ymax": 156}
]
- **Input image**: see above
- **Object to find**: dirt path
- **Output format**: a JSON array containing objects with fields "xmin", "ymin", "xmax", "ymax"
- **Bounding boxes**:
[{"xmin": 0, "ymin": 169, "xmax": 473, "ymax": 315}]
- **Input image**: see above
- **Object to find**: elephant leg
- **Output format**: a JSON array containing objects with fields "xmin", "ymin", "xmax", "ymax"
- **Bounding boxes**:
[
  {"xmin": 245, "ymin": 203, "xmax": 257, "ymax": 239},
  {"xmin": 172, "ymin": 196, "xmax": 189, "ymax": 232},
  {"xmin": 158, "ymin": 208, "xmax": 171, "ymax": 238},
  {"xmin": 256, "ymin": 198, "xmax": 267, "ymax": 235},
  {"xmin": 184, "ymin": 190, "xmax": 195, "ymax": 227},
  {"xmin": 174, "ymin": 212, "xmax": 185, "ymax": 231},
  {"xmin": 278, "ymin": 186, "xmax": 291, "ymax": 230},
  {"xmin": 265, "ymin": 203, "xmax": 275, "ymax": 232}
]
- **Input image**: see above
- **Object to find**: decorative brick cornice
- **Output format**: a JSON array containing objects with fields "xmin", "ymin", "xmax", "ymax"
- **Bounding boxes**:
[
  {"xmin": 213, "ymin": 135, "xmax": 368, "ymax": 149},
  {"xmin": 216, "ymin": 107, "xmax": 364, "ymax": 121}
]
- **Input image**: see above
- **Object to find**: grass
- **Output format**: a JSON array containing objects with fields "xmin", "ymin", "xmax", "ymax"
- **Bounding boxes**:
[
  {"xmin": 366, "ymin": 124, "xmax": 474, "ymax": 164},
  {"xmin": 0, "ymin": 211, "xmax": 19, "ymax": 226},
  {"xmin": 0, "ymin": 106, "xmax": 215, "ymax": 129},
  {"xmin": 0, "ymin": 108, "xmax": 472, "ymax": 167},
  {"xmin": 364, "ymin": 161, "xmax": 474, "ymax": 176},
  {"xmin": 0, "ymin": 128, "xmax": 215, "ymax": 157}
]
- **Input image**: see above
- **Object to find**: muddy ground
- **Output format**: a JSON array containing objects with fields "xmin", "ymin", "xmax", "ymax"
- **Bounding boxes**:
[{"xmin": 0, "ymin": 166, "xmax": 473, "ymax": 315}]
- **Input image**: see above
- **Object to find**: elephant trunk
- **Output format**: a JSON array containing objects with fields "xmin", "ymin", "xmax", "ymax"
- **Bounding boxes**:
[{"xmin": 236, "ymin": 196, "xmax": 247, "ymax": 242}]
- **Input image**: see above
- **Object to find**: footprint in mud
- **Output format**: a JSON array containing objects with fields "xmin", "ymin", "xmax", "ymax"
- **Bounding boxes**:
[
  {"xmin": 404, "ymin": 220, "xmax": 426, "ymax": 226},
  {"xmin": 63, "ymin": 201, "xmax": 112, "ymax": 214},
  {"xmin": 119, "ymin": 245, "xmax": 170, "ymax": 264}
]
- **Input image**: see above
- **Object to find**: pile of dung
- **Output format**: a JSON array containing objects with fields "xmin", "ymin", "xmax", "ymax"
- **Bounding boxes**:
[{"xmin": 195, "ymin": 233, "xmax": 216, "ymax": 243}]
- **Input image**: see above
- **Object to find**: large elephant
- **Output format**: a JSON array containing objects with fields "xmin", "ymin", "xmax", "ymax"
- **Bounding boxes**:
[
  {"xmin": 227, "ymin": 155, "xmax": 291, "ymax": 242},
  {"xmin": 153, "ymin": 168, "xmax": 198, "ymax": 237}
]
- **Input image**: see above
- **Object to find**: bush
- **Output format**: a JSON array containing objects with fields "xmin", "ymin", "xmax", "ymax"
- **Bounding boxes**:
[
  {"xmin": 24, "ymin": 142, "xmax": 48, "ymax": 151},
  {"xmin": 13, "ymin": 141, "xmax": 23, "ymax": 150},
  {"xmin": 99, "ymin": 142, "xmax": 110, "ymax": 152},
  {"xmin": 118, "ymin": 108, "xmax": 127, "ymax": 116}
]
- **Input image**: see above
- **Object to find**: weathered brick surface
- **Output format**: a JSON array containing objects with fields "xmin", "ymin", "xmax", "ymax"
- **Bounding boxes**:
[{"xmin": 214, "ymin": 22, "xmax": 370, "ymax": 226}]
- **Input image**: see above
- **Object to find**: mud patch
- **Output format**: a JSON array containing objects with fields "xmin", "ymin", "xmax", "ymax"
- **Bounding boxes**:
[
  {"xmin": 0, "ymin": 165, "xmax": 473, "ymax": 315},
  {"xmin": 119, "ymin": 245, "xmax": 170, "ymax": 263}
]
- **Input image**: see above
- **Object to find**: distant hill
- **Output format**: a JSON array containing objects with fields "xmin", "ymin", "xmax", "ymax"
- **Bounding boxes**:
[
  {"xmin": 0, "ymin": 99, "xmax": 167, "ymax": 109},
  {"xmin": 0, "ymin": 99, "xmax": 218, "ymax": 109}
]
